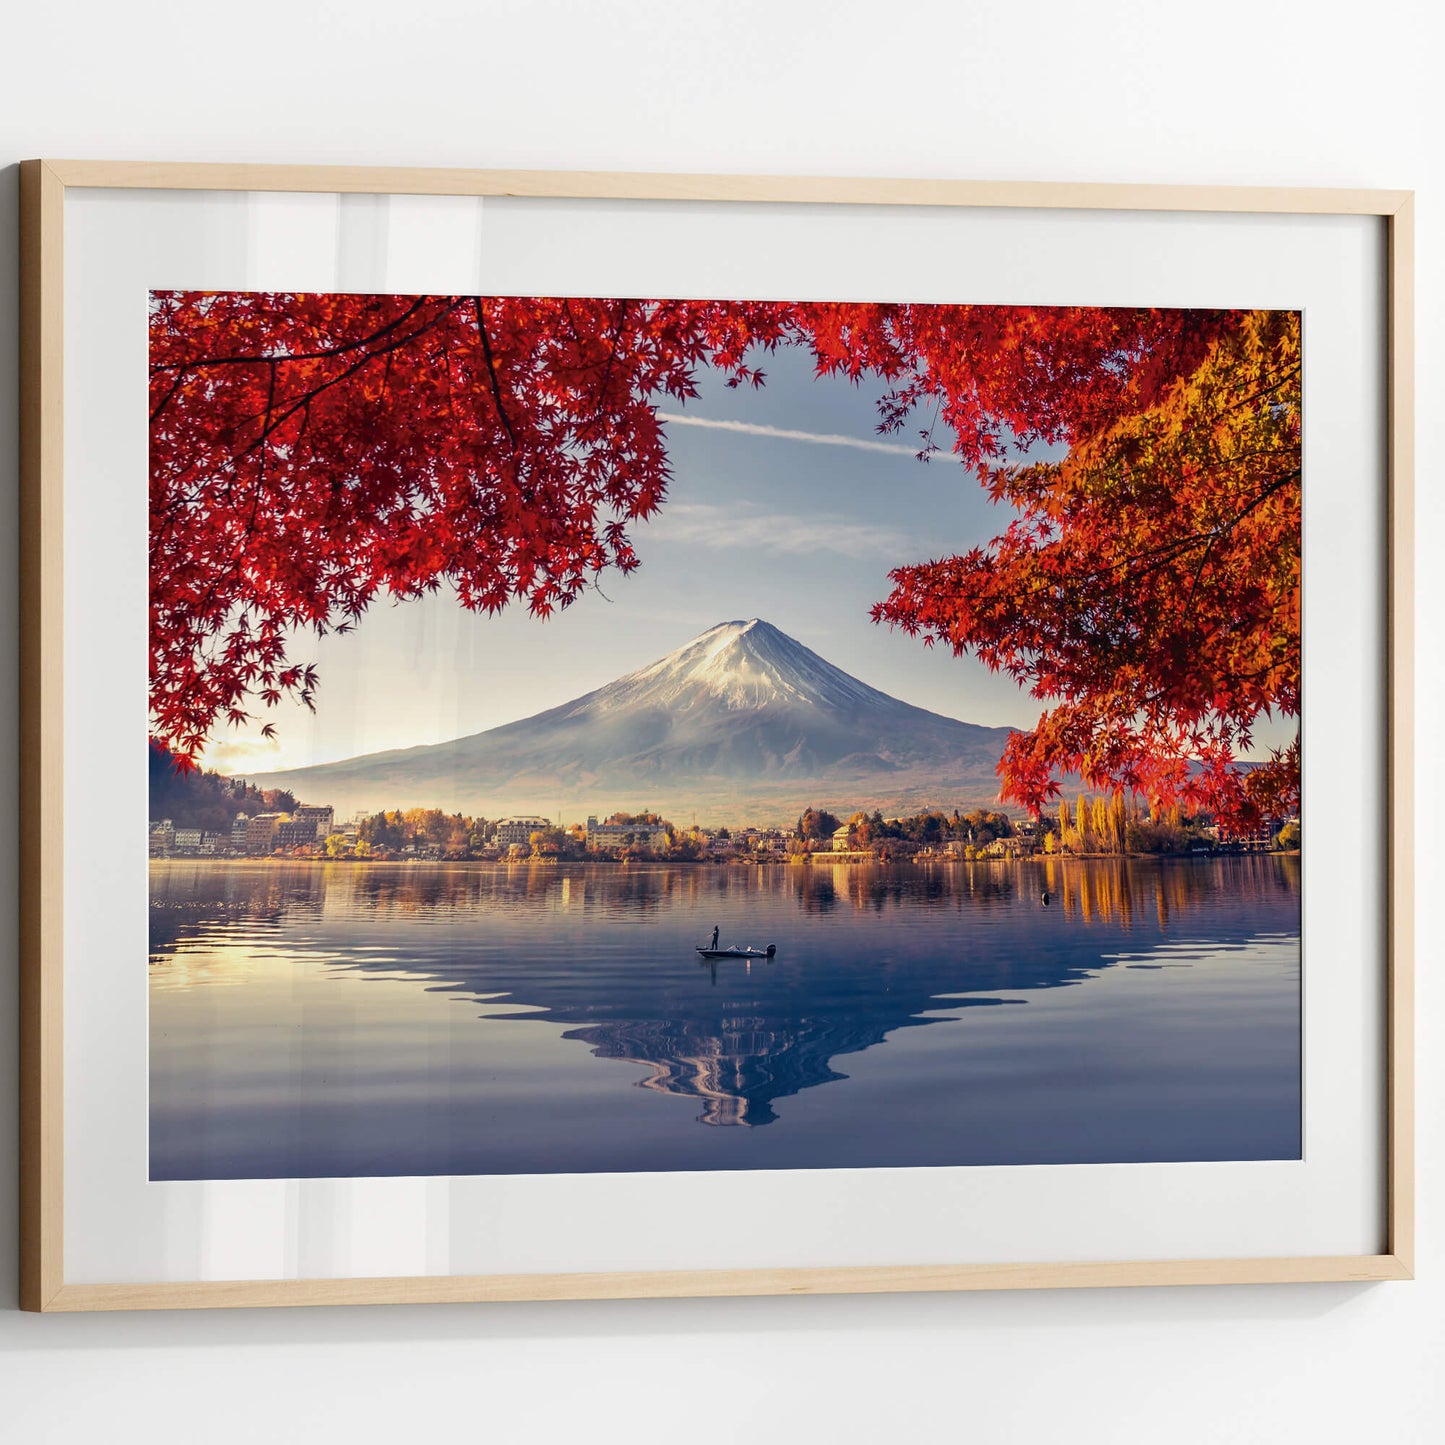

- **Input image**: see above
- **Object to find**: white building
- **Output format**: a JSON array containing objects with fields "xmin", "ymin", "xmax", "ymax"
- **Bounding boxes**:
[
  {"xmin": 494, "ymin": 816, "xmax": 552, "ymax": 848},
  {"xmin": 294, "ymin": 804, "xmax": 335, "ymax": 840}
]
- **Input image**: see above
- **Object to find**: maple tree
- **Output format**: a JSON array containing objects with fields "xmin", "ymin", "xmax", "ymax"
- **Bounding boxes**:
[
  {"xmin": 150, "ymin": 294, "xmax": 1299, "ymax": 826},
  {"xmin": 872, "ymin": 308, "xmax": 1300, "ymax": 828}
]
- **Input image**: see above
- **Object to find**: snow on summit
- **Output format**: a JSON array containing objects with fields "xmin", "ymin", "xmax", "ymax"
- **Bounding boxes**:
[{"xmin": 608, "ymin": 619, "xmax": 889, "ymax": 713}]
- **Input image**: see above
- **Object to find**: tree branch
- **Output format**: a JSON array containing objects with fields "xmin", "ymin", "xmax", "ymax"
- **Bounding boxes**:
[{"xmin": 473, "ymin": 299, "xmax": 518, "ymax": 451}]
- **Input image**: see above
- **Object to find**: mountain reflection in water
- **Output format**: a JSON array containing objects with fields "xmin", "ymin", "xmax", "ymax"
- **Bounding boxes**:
[{"xmin": 149, "ymin": 857, "xmax": 1302, "ymax": 1179}]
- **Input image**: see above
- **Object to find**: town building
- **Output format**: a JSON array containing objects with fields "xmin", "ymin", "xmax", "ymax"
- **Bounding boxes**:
[
  {"xmin": 293, "ymin": 805, "xmax": 335, "ymax": 840},
  {"xmin": 244, "ymin": 813, "xmax": 286, "ymax": 854},
  {"xmin": 585, "ymin": 816, "xmax": 668, "ymax": 851},
  {"xmin": 832, "ymin": 824, "xmax": 854, "ymax": 852},
  {"xmin": 274, "ymin": 817, "xmax": 318, "ymax": 851},
  {"xmin": 495, "ymin": 816, "xmax": 553, "ymax": 848}
]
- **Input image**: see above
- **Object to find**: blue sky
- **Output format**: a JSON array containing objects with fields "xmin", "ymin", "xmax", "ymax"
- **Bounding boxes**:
[{"xmin": 202, "ymin": 332, "xmax": 1291, "ymax": 776}]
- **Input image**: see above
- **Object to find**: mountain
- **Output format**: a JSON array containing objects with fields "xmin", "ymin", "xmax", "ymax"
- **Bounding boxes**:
[{"xmin": 245, "ymin": 619, "xmax": 1017, "ymax": 825}]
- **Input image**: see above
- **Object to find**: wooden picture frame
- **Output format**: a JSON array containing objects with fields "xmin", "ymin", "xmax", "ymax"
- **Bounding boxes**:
[{"xmin": 18, "ymin": 160, "xmax": 1415, "ymax": 1311}]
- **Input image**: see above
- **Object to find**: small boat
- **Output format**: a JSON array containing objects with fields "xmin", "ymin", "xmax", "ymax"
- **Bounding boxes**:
[{"xmin": 696, "ymin": 943, "xmax": 776, "ymax": 961}]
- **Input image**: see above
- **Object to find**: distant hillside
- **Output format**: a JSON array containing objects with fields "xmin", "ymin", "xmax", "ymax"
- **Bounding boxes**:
[
  {"xmin": 246, "ymin": 619, "xmax": 1018, "ymax": 826},
  {"xmin": 149, "ymin": 743, "xmax": 298, "ymax": 828}
]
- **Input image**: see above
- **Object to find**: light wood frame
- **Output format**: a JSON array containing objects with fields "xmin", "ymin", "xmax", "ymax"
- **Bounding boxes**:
[{"xmin": 17, "ymin": 160, "xmax": 1415, "ymax": 1312}]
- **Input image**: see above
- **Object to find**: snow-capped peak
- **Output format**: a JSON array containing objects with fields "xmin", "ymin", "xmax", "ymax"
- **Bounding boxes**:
[
  {"xmin": 598, "ymin": 619, "xmax": 893, "ymax": 715},
  {"xmin": 247, "ymin": 614, "xmax": 1012, "ymax": 821}
]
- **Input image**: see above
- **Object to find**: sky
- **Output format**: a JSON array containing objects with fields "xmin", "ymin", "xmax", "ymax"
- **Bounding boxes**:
[{"xmin": 198, "ymin": 325, "xmax": 1294, "ymax": 777}]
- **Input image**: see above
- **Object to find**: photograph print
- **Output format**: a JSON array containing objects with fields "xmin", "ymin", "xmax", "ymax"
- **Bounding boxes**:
[{"xmin": 147, "ymin": 293, "xmax": 1303, "ymax": 1180}]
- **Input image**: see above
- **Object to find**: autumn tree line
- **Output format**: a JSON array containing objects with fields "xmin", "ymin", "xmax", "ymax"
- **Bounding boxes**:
[
  {"xmin": 805, "ymin": 795, "xmax": 1297, "ymax": 860},
  {"xmin": 798, "ymin": 806, "xmax": 1015, "ymax": 856},
  {"xmin": 344, "ymin": 810, "xmax": 711, "ymax": 862},
  {"xmin": 150, "ymin": 749, "xmax": 1298, "ymax": 865},
  {"xmin": 1044, "ymin": 793, "xmax": 1204, "ymax": 856},
  {"xmin": 354, "ymin": 808, "xmax": 487, "ymax": 858},
  {"xmin": 1040, "ymin": 792, "xmax": 1297, "ymax": 856}
]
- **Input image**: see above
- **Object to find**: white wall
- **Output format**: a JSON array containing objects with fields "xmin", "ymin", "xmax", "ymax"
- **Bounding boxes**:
[{"xmin": 1, "ymin": 2, "xmax": 1440, "ymax": 1440}]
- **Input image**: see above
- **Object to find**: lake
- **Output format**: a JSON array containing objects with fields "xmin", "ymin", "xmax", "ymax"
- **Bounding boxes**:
[{"xmin": 149, "ymin": 855, "xmax": 1301, "ymax": 1179}]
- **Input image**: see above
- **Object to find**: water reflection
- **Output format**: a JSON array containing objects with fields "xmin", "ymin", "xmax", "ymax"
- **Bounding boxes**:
[{"xmin": 151, "ymin": 857, "xmax": 1299, "ymax": 1169}]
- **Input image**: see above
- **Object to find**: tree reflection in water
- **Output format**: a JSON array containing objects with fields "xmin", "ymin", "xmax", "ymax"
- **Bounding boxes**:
[{"xmin": 151, "ymin": 856, "xmax": 1300, "ymax": 1141}]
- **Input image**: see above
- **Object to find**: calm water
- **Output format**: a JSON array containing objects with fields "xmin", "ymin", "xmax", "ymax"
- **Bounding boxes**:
[{"xmin": 149, "ymin": 856, "xmax": 1301, "ymax": 1179}]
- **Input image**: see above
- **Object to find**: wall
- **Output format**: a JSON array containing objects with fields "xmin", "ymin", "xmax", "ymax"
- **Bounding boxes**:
[{"xmin": 1, "ymin": 2, "xmax": 1439, "ymax": 1440}]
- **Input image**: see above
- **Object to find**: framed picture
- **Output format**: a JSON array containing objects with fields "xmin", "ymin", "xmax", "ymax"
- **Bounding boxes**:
[{"xmin": 19, "ymin": 161, "xmax": 1414, "ymax": 1311}]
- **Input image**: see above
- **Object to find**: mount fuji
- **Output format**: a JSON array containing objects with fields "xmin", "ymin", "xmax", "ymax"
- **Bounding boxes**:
[{"xmin": 246, "ymin": 620, "xmax": 1018, "ymax": 825}]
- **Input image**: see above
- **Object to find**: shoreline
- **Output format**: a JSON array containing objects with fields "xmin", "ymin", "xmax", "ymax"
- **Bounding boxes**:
[{"xmin": 148, "ymin": 849, "xmax": 1300, "ymax": 868}]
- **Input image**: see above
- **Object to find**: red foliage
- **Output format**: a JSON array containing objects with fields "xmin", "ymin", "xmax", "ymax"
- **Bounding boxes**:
[{"xmin": 872, "ymin": 310, "xmax": 1301, "ymax": 827}]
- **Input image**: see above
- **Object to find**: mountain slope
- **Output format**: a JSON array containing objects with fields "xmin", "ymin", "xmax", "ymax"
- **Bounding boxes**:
[{"xmin": 246, "ymin": 620, "xmax": 1017, "ymax": 824}]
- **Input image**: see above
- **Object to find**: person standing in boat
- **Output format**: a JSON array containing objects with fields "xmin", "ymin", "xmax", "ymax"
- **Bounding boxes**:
[{"xmin": 710, "ymin": 924, "xmax": 719, "ymax": 951}]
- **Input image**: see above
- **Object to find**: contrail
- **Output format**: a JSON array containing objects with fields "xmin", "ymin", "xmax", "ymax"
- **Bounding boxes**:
[{"xmin": 655, "ymin": 411, "xmax": 929, "ymax": 458}]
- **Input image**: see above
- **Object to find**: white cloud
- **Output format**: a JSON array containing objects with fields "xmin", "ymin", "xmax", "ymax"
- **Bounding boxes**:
[
  {"xmin": 199, "ymin": 733, "xmax": 285, "ymax": 776},
  {"xmin": 650, "ymin": 502, "xmax": 918, "ymax": 560},
  {"xmin": 656, "ymin": 411, "xmax": 928, "ymax": 457}
]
